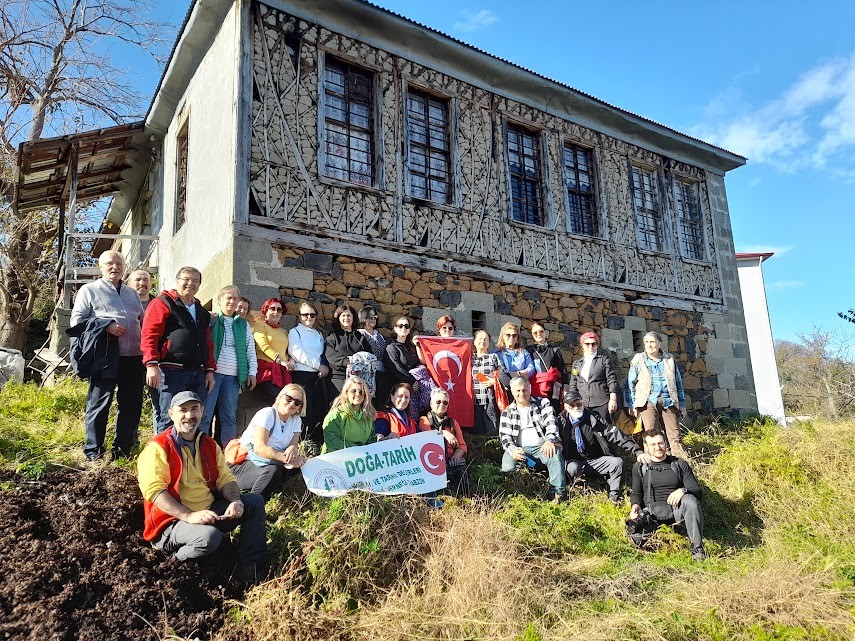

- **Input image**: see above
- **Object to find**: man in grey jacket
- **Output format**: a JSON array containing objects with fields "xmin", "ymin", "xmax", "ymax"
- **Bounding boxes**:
[{"xmin": 71, "ymin": 251, "xmax": 145, "ymax": 460}]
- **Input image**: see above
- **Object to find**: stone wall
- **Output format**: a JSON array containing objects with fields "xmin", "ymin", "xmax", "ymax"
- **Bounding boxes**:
[{"xmin": 233, "ymin": 238, "xmax": 756, "ymax": 417}]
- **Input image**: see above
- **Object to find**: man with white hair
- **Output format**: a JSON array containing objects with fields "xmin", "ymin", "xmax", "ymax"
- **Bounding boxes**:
[
  {"xmin": 499, "ymin": 376, "xmax": 566, "ymax": 502},
  {"xmin": 627, "ymin": 331, "xmax": 688, "ymax": 458},
  {"xmin": 70, "ymin": 250, "xmax": 145, "ymax": 460}
]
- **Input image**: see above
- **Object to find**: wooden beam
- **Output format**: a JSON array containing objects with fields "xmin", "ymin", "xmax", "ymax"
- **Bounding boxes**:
[{"xmin": 236, "ymin": 220, "xmax": 725, "ymax": 311}]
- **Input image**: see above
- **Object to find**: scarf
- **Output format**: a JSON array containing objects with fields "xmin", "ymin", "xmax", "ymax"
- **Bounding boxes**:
[{"xmin": 212, "ymin": 314, "xmax": 249, "ymax": 386}]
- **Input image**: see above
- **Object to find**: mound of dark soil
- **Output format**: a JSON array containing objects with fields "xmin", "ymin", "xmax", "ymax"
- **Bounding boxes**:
[{"xmin": 0, "ymin": 466, "xmax": 244, "ymax": 641}]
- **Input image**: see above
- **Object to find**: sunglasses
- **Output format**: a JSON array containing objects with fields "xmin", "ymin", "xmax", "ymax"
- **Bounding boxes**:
[
  {"xmin": 396, "ymin": 323, "xmax": 410, "ymax": 329},
  {"xmin": 583, "ymin": 342, "xmax": 597, "ymax": 346},
  {"xmin": 268, "ymin": 307, "xmax": 284, "ymax": 313},
  {"xmin": 434, "ymin": 400, "xmax": 449, "ymax": 406},
  {"xmin": 282, "ymin": 393, "xmax": 303, "ymax": 407},
  {"xmin": 505, "ymin": 333, "xmax": 519, "ymax": 338},
  {"xmin": 300, "ymin": 312, "xmax": 317, "ymax": 318}
]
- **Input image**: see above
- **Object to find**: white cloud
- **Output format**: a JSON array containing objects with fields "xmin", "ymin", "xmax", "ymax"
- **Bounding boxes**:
[
  {"xmin": 452, "ymin": 9, "xmax": 497, "ymax": 33},
  {"xmin": 748, "ymin": 177, "xmax": 762, "ymax": 187},
  {"xmin": 771, "ymin": 280, "xmax": 805, "ymax": 290},
  {"xmin": 736, "ymin": 244, "xmax": 793, "ymax": 256},
  {"xmin": 694, "ymin": 52, "xmax": 855, "ymax": 175}
]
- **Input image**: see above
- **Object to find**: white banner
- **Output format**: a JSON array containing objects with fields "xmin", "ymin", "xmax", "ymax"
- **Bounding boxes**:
[{"xmin": 301, "ymin": 431, "xmax": 448, "ymax": 497}]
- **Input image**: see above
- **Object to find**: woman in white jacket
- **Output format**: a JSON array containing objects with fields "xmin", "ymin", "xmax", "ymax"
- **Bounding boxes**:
[{"xmin": 288, "ymin": 302, "xmax": 330, "ymax": 446}]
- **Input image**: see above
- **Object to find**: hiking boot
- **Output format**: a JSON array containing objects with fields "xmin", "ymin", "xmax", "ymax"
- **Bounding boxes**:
[
  {"xmin": 691, "ymin": 546, "xmax": 708, "ymax": 561},
  {"xmin": 234, "ymin": 561, "xmax": 262, "ymax": 585}
]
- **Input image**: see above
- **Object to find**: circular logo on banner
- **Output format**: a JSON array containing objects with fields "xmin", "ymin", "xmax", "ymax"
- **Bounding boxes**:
[{"xmin": 419, "ymin": 443, "xmax": 446, "ymax": 476}]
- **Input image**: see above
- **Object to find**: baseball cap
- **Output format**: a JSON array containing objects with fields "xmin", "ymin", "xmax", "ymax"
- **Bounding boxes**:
[{"xmin": 170, "ymin": 391, "xmax": 202, "ymax": 408}]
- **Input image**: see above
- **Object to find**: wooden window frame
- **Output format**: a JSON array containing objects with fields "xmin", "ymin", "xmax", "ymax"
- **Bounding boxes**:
[
  {"xmin": 506, "ymin": 123, "xmax": 544, "ymax": 226},
  {"xmin": 562, "ymin": 143, "xmax": 600, "ymax": 236},
  {"xmin": 174, "ymin": 117, "xmax": 189, "ymax": 233},
  {"xmin": 320, "ymin": 56, "xmax": 376, "ymax": 187},
  {"xmin": 630, "ymin": 164, "xmax": 664, "ymax": 252},
  {"xmin": 674, "ymin": 178, "xmax": 707, "ymax": 261},
  {"xmin": 405, "ymin": 88, "xmax": 453, "ymax": 205}
]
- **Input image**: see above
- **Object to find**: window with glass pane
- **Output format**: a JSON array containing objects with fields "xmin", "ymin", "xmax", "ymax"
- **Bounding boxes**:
[
  {"xmin": 323, "ymin": 59, "xmax": 374, "ymax": 186},
  {"xmin": 675, "ymin": 179, "xmax": 705, "ymax": 260},
  {"xmin": 407, "ymin": 90, "xmax": 451, "ymax": 204},
  {"xmin": 631, "ymin": 165, "xmax": 662, "ymax": 251},
  {"xmin": 563, "ymin": 144, "xmax": 598, "ymax": 235},
  {"xmin": 175, "ymin": 122, "xmax": 189, "ymax": 232},
  {"xmin": 507, "ymin": 125, "xmax": 543, "ymax": 225}
]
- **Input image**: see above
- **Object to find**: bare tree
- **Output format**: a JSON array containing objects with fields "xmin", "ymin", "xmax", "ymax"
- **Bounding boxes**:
[
  {"xmin": 0, "ymin": 0, "xmax": 171, "ymax": 351},
  {"xmin": 776, "ymin": 327, "xmax": 855, "ymax": 419}
]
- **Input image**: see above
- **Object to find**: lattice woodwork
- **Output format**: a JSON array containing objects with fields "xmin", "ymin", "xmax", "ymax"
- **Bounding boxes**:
[{"xmin": 249, "ymin": 3, "xmax": 725, "ymax": 303}]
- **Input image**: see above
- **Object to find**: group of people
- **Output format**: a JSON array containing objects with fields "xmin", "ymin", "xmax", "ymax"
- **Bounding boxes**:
[{"xmin": 68, "ymin": 250, "xmax": 706, "ymax": 582}]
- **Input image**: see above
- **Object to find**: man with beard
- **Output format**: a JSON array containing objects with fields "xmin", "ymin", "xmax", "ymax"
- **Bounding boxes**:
[{"xmin": 138, "ymin": 391, "xmax": 266, "ymax": 582}]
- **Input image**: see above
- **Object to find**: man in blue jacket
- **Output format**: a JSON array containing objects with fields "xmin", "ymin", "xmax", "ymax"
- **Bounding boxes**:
[{"xmin": 70, "ymin": 250, "xmax": 145, "ymax": 461}]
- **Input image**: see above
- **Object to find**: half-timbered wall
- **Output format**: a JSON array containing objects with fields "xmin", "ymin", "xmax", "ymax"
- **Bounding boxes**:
[{"xmin": 248, "ymin": 2, "xmax": 723, "ymax": 307}]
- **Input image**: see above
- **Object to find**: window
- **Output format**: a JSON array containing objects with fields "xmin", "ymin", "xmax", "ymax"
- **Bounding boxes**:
[
  {"xmin": 563, "ymin": 144, "xmax": 598, "ymax": 235},
  {"xmin": 675, "ymin": 179, "xmax": 705, "ymax": 260},
  {"xmin": 175, "ymin": 121, "xmax": 189, "ymax": 232},
  {"xmin": 322, "ymin": 58, "xmax": 374, "ymax": 186},
  {"xmin": 507, "ymin": 124, "xmax": 543, "ymax": 226},
  {"xmin": 471, "ymin": 310, "xmax": 486, "ymax": 332},
  {"xmin": 631, "ymin": 165, "xmax": 663, "ymax": 252},
  {"xmin": 407, "ymin": 89, "xmax": 451, "ymax": 204}
]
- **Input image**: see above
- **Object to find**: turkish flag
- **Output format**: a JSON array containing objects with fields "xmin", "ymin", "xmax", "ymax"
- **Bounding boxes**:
[{"xmin": 418, "ymin": 336, "xmax": 474, "ymax": 428}]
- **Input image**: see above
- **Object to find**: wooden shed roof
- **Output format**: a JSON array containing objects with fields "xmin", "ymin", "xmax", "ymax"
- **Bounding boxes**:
[{"xmin": 13, "ymin": 121, "xmax": 147, "ymax": 214}]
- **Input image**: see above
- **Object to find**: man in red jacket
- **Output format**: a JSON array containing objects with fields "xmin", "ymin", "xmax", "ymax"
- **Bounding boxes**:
[
  {"xmin": 138, "ymin": 391, "xmax": 266, "ymax": 582},
  {"xmin": 141, "ymin": 266, "xmax": 216, "ymax": 433}
]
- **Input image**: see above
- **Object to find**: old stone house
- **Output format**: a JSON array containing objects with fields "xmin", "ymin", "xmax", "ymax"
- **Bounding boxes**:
[{"xmin": 104, "ymin": 0, "xmax": 754, "ymax": 416}]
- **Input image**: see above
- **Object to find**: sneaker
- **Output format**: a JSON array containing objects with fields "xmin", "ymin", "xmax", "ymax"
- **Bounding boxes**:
[
  {"xmin": 551, "ymin": 493, "xmax": 565, "ymax": 505},
  {"xmin": 691, "ymin": 546, "xmax": 708, "ymax": 561},
  {"xmin": 608, "ymin": 492, "xmax": 622, "ymax": 505}
]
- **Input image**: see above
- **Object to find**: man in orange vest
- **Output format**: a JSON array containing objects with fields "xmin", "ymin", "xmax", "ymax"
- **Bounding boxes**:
[{"xmin": 138, "ymin": 391, "xmax": 266, "ymax": 582}]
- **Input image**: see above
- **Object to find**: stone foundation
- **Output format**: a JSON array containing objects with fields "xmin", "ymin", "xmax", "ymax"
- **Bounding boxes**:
[{"xmin": 233, "ymin": 240, "xmax": 756, "ymax": 417}]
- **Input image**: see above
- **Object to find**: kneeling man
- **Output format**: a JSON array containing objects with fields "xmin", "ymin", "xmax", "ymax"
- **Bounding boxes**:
[
  {"xmin": 558, "ymin": 391, "xmax": 652, "ymax": 503},
  {"xmin": 628, "ymin": 429, "xmax": 706, "ymax": 560},
  {"xmin": 138, "ymin": 391, "xmax": 266, "ymax": 581},
  {"xmin": 499, "ymin": 377, "xmax": 566, "ymax": 503}
]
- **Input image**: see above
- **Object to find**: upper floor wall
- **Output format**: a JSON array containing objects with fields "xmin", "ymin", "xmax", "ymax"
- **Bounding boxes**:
[{"xmin": 247, "ymin": 1, "xmax": 739, "ymax": 310}]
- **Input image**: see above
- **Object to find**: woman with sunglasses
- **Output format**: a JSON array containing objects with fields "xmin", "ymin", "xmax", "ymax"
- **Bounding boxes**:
[
  {"xmin": 384, "ymin": 316, "xmax": 419, "ymax": 389},
  {"xmin": 419, "ymin": 388, "xmax": 470, "ymax": 495},
  {"xmin": 289, "ymin": 302, "xmax": 330, "ymax": 445},
  {"xmin": 253, "ymin": 298, "xmax": 296, "ymax": 404},
  {"xmin": 495, "ymin": 322, "xmax": 535, "ymax": 393},
  {"xmin": 325, "ymin": 304, "xmax": 371, "ymax": 393},
  {"xmin": 229, "ymin": 383, "xmax": 307, "ymax": 498},
  {"xmin": 322, "ymin": 377, "xmax": 376, "ymax": 453},
  {"xmin": 526, "ymin": 321, "xmax": 569, "ymax": 414},
  {"xmin": 375, "ymin": 382, "xmax": 418, "ymax": 439},
  {"xmin": 566, "ymin": 331, "xmax": 619, "ymax": 422}
]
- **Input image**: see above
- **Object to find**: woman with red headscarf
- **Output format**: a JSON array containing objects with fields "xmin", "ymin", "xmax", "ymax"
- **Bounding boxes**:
[
  {"xmin": 252, "ymin": 298, "xmax": 296, "ymax": 404},
  {"xmin": 566, "ymin": 331, "xmax": 619, "ymax": 422}
]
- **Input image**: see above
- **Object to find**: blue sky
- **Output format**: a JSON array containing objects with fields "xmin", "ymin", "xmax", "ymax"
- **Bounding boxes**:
[{"xmin": 131, "ymin": 0, "xmax": 855, "ymax": 344}]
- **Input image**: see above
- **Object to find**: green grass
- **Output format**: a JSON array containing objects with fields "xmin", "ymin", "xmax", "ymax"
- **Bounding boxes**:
[{"xmin": 1, "ymin": 381, "xmax": 854, "ymax": 640}]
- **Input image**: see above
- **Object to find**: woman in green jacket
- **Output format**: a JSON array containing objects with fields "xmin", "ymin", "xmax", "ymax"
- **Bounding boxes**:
[{"xmin": 322, "ymin": 377, "xmax": 377, "ymax": 453}]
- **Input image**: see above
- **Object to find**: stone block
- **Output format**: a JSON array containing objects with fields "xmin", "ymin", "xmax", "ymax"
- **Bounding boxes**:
[
  {"xmin": 706, "ymin": 338, "xmax": 734, "ymax": 358},
  {"xmin": 301, "ymin": 253, "xmax": 333, "ymax": 274},
  {"xmin": 732, "ymin": 342, "xmax": 750, "ymax": 359},
  {"xmin": 522, "ymin": 289, "xmax": 540, "ymax": 301},
  {"xmin": 600, "ymin": 329, "xmax": 623, "ymax": 353},
  {"xmin": 714, "ymin": 323, "xmax": 733, "ymax": 340},
  {"xmin": 729, "ymin": 389, "xmax": 753, "ymax": 410},
  {"xmin": 713, "ymin": 388, "xmax": 729, "ymax": 408},
  {"xmin": 717, "ymin": 373, "xmax": 735, "ymax": 390},
  {"xmin": 607, "ymin": 315, "xmax": 625, "ymax": 330},
  {"xmin": 459, "ymin": 291, "xmax": 495, "ymax": 312},
  {"xmin": 623, "ymin": 316, "xmax": 647, "ymax": 332},
  {"xmin": 439, "ymin": 290, "xmax": 462, "ymax": 308},
  {"xmin": 252, "ymin": 265, "xmax": 314, "ymax": 291}
]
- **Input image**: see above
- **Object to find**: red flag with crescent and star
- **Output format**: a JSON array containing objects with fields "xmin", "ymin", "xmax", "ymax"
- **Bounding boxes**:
[{"xmin": 417, "ymin": 336, "xmax": 474, "ymax": 428}]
